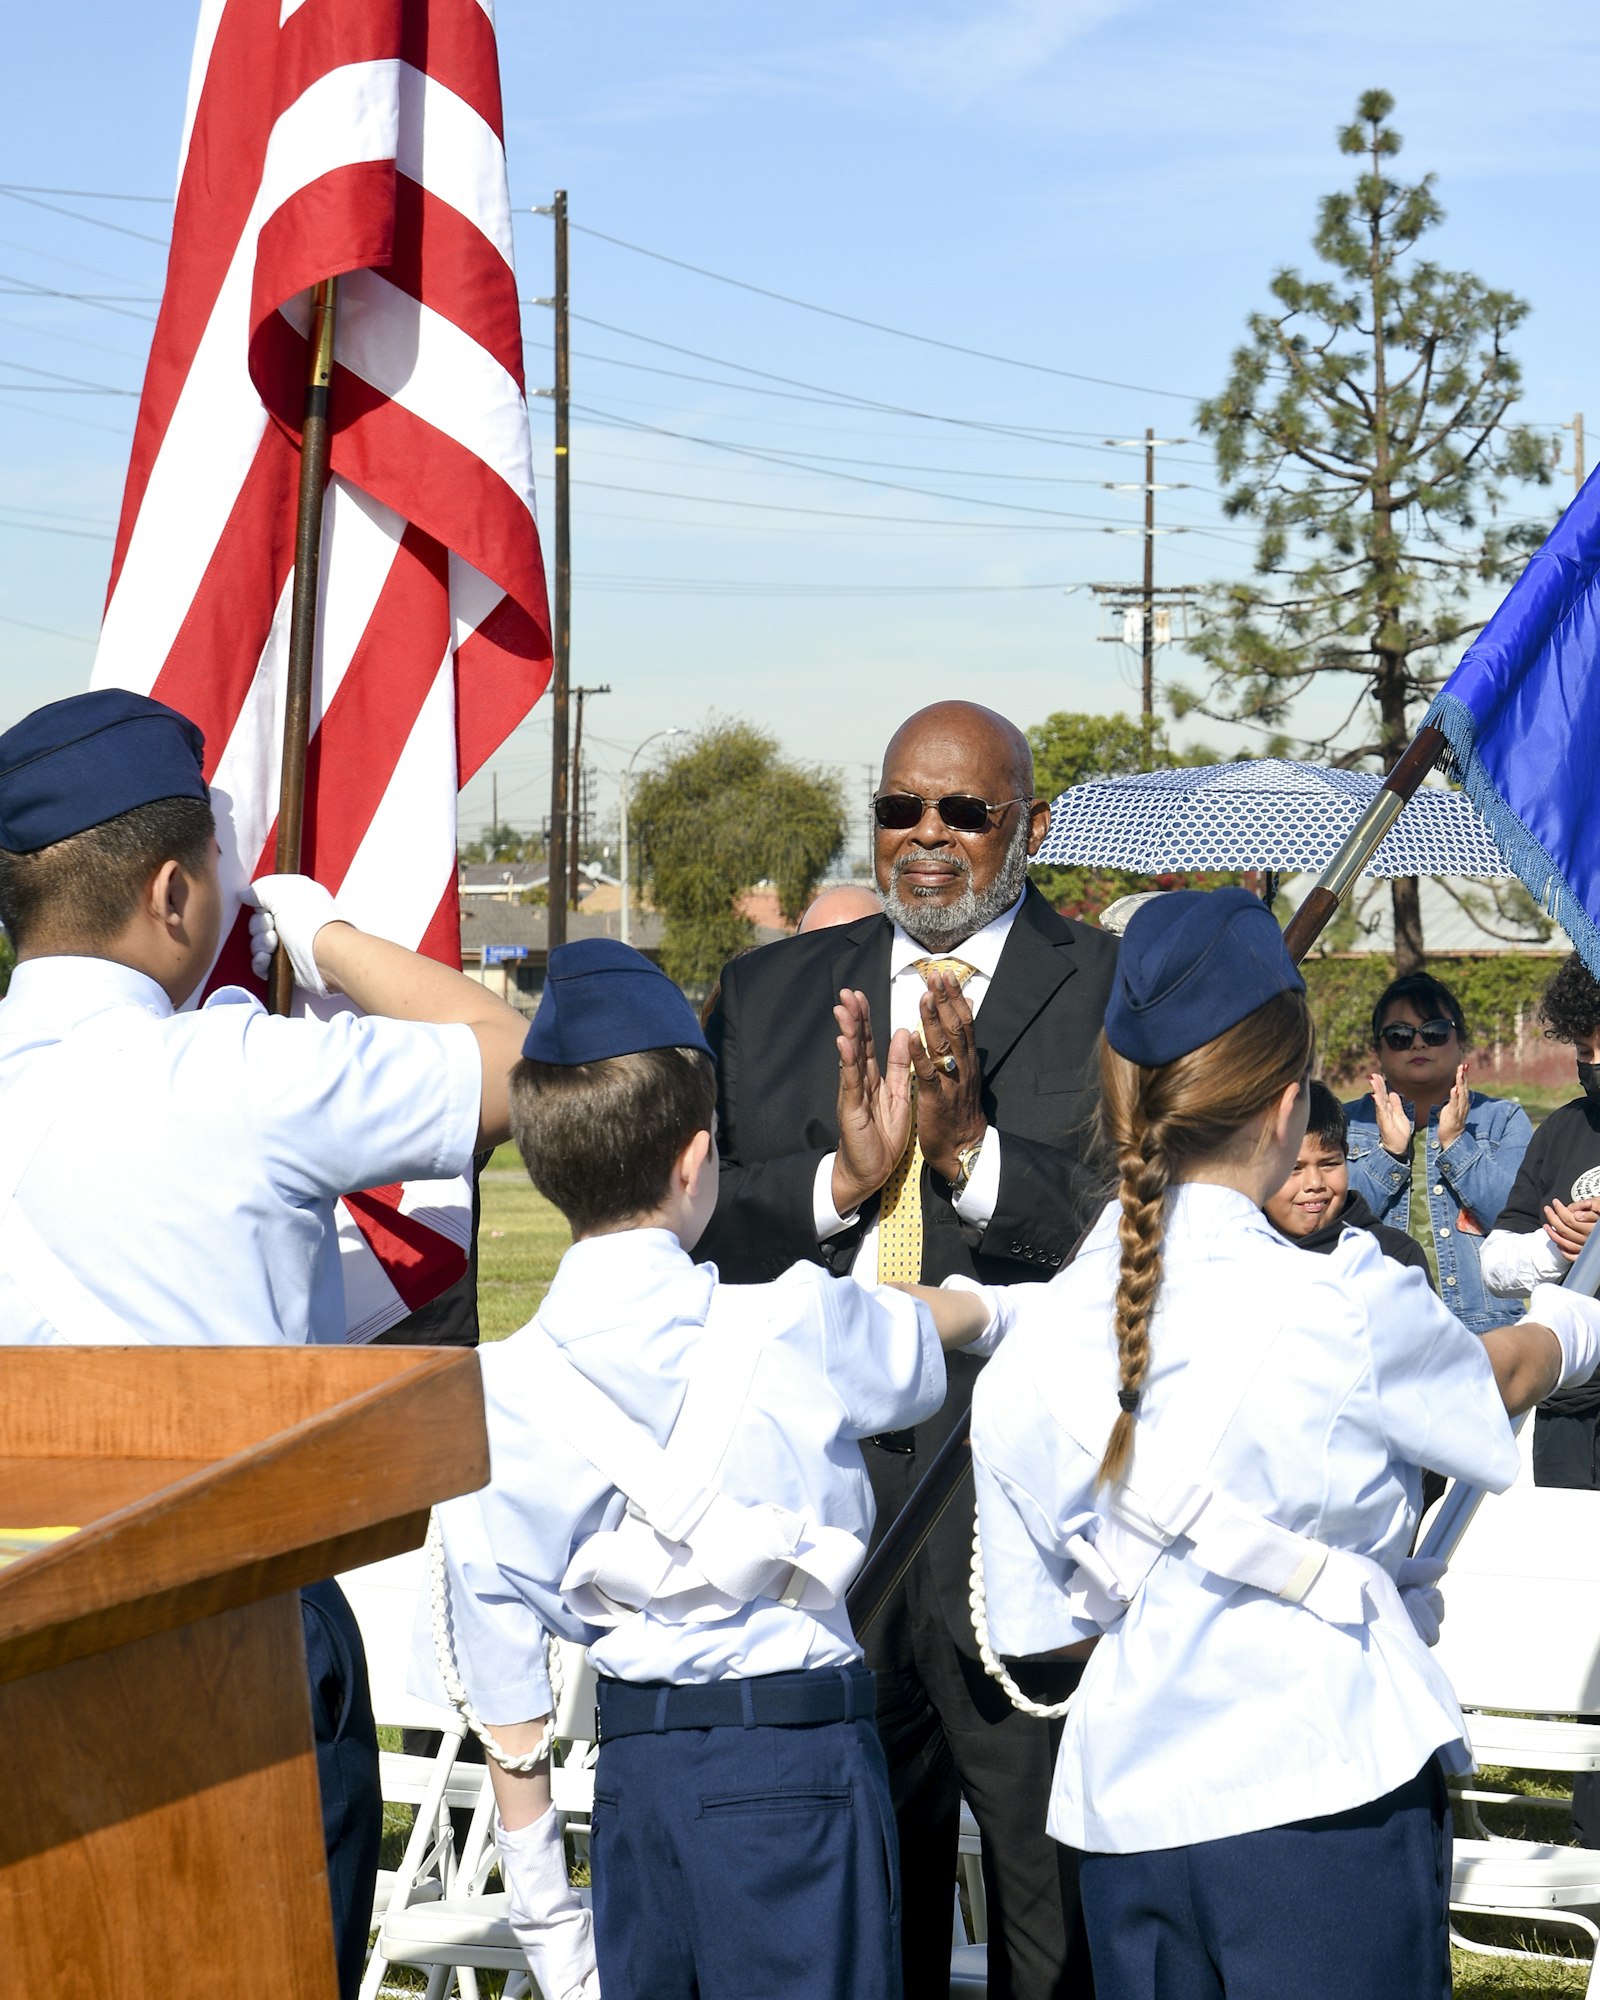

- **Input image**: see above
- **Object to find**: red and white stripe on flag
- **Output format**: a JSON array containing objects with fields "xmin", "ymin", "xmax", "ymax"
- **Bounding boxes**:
[{"xmin": 92, "ymin": 0, "xmax": 551, "ymax": 1341}]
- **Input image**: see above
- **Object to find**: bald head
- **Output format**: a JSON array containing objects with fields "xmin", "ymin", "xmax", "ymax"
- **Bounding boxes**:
[
  {"xmin": 797, "ymin": 884, "xmax": 883, "ymax": 934},
  {"xmin": 878, "ymin": 702, "xmax": 1034, "ymax": 801},
  {"xmin": 873, "ymin": 701, "xmax": 1048, "ymax": 950}
]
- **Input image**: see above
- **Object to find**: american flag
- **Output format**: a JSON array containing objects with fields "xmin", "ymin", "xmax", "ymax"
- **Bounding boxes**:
[{"xmin": 92, "ymin": 0, "xmax": 551, "ymax": 1339}]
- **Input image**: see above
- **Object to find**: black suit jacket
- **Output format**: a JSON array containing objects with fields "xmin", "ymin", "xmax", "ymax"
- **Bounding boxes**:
[{"xmin": 697, "ymin": 884, "xmax": 1118, "ymax": 1649}]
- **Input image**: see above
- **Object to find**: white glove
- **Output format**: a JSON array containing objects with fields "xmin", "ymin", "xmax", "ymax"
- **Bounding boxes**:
[
  {"xmin": 496, "ymin": 1808, "xmax": 600, "ymax": 2000},
  {"xmin": 245, "ymin": 873, "xmax": 347, "ymax": 997},
  {"xmin": 1395, "ymin": 1555, "xmax": 1447, "ymax": 1648},
  {"xmin": 1526, "ymin": 1282, "xmax": 1600, "ymax": 1392}
]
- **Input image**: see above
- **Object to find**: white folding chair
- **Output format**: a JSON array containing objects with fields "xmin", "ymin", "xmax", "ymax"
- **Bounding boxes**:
[
  {"xmin": 342, "ymin": 1549, "xmax": 495, "ymax": 2000},
  {"xmin": 1434, "ymin": 1482, "xmax": 1600, "ymax": 1994},
  {"xmin": 371, "ymin": 1634, "xmax": 597, "ymax": 2000}
]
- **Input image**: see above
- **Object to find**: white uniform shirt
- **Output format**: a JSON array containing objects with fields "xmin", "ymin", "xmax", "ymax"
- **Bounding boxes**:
[
  {"xmin": 419, "ymin": 1228, "xmax": 946, "ymax": 1723},
  {"xmin": 971, "ymin": 1184, "xmax": 1521, "ymax": 1855},
  {"xmin": 0, "ymin": 956, "xmax": 480, "ymax": 1344},
  {"xmin": 811, "ymin": 893, "xmax": 1021, "ymax": 1283}
]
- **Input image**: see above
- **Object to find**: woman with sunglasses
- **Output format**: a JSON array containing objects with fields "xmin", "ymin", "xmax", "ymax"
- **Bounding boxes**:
[{"xmin": 1343, "ymin": 971, "xmax": 1532, "ymax": 1333}]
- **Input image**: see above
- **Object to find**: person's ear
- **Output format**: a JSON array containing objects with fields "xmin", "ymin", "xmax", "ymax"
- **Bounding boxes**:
[
  {"xmin": 1025, "ymin": 795, "xmax": 1051, "ymax": 857},
  {"xmin": 146, "ymin": 858, "xmax": 185, "ymax": 932},
  {"xmin": 680, "ymin": 1126, "xmax": 714, "ymax": 1198},
  {"xmin": 1272, "ymin": 1078, "xmax": 1305, "ymax": 1150}
]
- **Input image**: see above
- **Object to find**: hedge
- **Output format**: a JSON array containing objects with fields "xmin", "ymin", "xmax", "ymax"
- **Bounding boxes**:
[{"xmin": 1305, "ymin": 952, "xmax": 1566, "ymax": 1083}]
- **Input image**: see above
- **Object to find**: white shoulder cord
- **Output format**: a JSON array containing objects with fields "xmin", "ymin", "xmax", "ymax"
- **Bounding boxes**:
[
  {"xmin": 968, "ymin": 1509, "xmax": 1081, "ymax": 1722},
  {"xmin": 427, "ymin": 1510, "xmax": 566, "ymax": 1771}
]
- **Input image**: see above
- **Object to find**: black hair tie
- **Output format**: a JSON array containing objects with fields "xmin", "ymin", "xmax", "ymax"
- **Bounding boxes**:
[{"xmin": 1117, "ymin": 1387, "xmax": 1141, "ymax": 1414}]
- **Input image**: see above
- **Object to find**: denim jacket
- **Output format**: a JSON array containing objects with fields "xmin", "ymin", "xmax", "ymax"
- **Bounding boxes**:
[{"xmin": 1342, "ymin": 1088, "xmax": 1533, "ymax": 1335}]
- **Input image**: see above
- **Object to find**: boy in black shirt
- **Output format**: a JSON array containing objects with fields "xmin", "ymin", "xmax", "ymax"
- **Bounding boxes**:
[{"xmin": 1264, "ymin": 1081, "xmax": 1434, "ymax": 1280}]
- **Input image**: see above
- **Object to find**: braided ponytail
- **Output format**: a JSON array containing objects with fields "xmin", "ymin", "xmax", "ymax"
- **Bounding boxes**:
[{"xmin": 1094, "ymin": 989, "xmax": 1315, "ymax": 1489}]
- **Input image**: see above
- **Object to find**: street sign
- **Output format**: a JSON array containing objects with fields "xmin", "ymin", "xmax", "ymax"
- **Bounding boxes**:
[{"xmin": 483, "ymin": 944, "xmax": 530, "ymax": 965}]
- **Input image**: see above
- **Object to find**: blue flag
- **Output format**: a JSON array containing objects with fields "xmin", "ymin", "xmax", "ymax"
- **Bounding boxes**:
[{"xmin": 1425, "ymin": 471, "xmax": 1600, "ymax": 977}]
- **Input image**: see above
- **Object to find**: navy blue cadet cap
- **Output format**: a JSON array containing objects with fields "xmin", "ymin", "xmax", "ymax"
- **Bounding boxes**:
[
  {"xmin": 521, "ymin": 938, "xmax": 713, "ymax": 1064},
  {"xmin": 1104, "ymin": 885, "xmax": 1304, "ymax": 1068},
  {"xmin": 0, "ymin": 689, "xmax": 208, "ymax": 854}
]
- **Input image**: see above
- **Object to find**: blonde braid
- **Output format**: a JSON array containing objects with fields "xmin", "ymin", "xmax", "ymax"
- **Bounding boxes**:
[{"xmin": 1097, "ymin": 1109, "xmax": 1170, "ymax": 1488}]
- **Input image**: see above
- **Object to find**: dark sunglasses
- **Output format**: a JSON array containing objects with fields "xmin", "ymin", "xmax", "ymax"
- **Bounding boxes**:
[
  {"xmin": 872, "ymin": 792, "xmax": 1029, "ymax": 834},
  {"xmin": 1378, "ymin": 1018, "xmax": 1457, "ymax": 1051}
]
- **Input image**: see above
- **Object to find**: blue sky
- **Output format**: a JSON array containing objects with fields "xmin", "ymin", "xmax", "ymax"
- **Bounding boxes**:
[{"xmin": 3, "ymin": 0, "xmax": 1597, "ymax": 865}]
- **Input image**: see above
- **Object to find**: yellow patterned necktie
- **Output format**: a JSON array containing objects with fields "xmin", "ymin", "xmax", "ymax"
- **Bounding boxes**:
[{"xmin": 875, "ymin": 958, "xmax": 976, "ymax": 1282}]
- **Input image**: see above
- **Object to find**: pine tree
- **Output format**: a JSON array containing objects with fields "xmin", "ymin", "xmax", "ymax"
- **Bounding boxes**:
[{"xmin": 1185, "ymin": 89, "xmax": 1552, "ymax": 968}]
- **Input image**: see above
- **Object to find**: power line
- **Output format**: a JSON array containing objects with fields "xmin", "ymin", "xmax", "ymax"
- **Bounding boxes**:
[
  {"xmin": 0, "ymin": 609, "xmax": 95, "ymax": 645},
  {"xmin": 0, "ymin": 187, "xmax": 170, "ymax": 247},
  {"xmin": 0, "ymin": 271, "xmax": 157, "ymax": 323},
  {"xmin": 559, "ymin": 313, "xmax": 1216, "ymax": 462},
  {"xmin": 0, "ymin": 356, "xmax": 136, "ymax": 395},
  {"xmin": 569, "ymin": 404, "xmax": 1184, "ymax": 524},
  {"xmin": 573, "ymin": 401, "xmax": 1214, "ymax": 490},
  {"xmin": 0, "ymin": 183, "xmax": 172, "ymax": 205},
  {"xmin": 0, "ymin": 390, "xmax": 132, "ymax": 438},
  {"xmin": 559, "ymin": 218, "xmax": 1199, "ymax": 403},
  {"xmin": 572, "ymin": 474, "xmax": 1156, "ymax": 531},
  {"xmin": 574, "ymin": 572, "xmax": 1089, "ymax": 595}
]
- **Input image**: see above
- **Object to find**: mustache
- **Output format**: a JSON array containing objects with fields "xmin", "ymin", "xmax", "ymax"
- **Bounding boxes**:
[{"xmin": 891, "ymin": 849, "xmax": 971, "ymax": 889}]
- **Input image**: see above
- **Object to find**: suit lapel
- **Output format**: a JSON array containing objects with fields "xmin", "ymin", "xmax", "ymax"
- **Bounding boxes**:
[
  {"xmin": 974, "ymin": 886, "xmax": 1081, "ymax": 1078},
  {"xmin": 821, "ymin": 915, "xmax": 893, "ymax": 1034}
]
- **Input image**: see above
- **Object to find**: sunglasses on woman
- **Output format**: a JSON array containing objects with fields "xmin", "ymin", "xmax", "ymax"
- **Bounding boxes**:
[
  {"xmin": 1378, "ymin": 1018, "xmax": 1457, "ymax": 1051},
  {"xmin": 871, "ymin": 792, "xmax": 1028, "ymax": 833}
]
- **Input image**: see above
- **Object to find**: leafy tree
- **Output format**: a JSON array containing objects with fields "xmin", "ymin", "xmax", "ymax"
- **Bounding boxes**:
[
  {"xmin": 1026, "ymin": 710, "xmax": 1222, "ymax": 919},
  {"xmin": 461, "ymin": 822, "xmax": 543, "ymax": 865},
  {"xmin": 1185, "ymin": 88, "xmax": 1552, "ymax": 969},
  {"xmin": 632, "ymin": 721, "xmax": 846, "ymax": 992},
  {"xmin": 0, "ymin": 927, "xmax": 12, "ymax": 1000}
]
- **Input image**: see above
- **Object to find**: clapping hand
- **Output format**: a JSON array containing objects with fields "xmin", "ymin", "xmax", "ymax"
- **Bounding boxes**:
[
  {"xmin": 1544, "ymin": 1196, "xmax": 1600, "ymax": 1262},
  {"xmin": 832, "ymin": 988, "xmax": 913, "ymax": 1216},
  {"xmin": 1437, "ymin": 1062, "xmax": 1471, "ymax": 1149},
  {"xmin": 912, "ymin": 971, "xmax": 986, "ymax": 1183},
  {"xmin": 1368, "ymin": 1073, "xmax": 1415, "ymax": 1157}
]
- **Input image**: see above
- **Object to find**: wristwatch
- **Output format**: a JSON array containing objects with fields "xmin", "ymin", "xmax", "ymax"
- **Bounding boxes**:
[{"xmin": 950, "ymin": 1136, "xmax": 986, "ymax": 1199}]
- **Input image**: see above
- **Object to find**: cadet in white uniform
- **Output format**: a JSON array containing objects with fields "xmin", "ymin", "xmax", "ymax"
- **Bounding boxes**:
[
  {"xmin": 0, "ymin": 688, "xmax": 527, "ymax": 1999},
  {"xmin": 423, "ymin": 939, "xmax": 993, "ymax": 2000},
  {"xmin": 966, "ymin": 887, "xmax": 1600, "ymax": 2000}
]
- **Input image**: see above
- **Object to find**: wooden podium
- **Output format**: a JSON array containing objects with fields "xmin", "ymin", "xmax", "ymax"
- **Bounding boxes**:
[{"xmin": 0, "ymin": 1345, "xmax": 489, "ymax": 1998}]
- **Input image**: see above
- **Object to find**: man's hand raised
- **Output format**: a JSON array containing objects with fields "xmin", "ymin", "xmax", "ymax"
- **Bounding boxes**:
[{"xmin": 832, "ymin": 987, "xmax": 913, "ymax": 1216}]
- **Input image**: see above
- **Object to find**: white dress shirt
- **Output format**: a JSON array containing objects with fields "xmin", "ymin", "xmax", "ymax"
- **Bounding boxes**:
[
  {"xmin": 971, "ymin": 1184, "xmax": 1521, "ymax": 1854},
  {"xmin": 415, "ymin": 1229, "xmax": 946, "ymax": 1721},
  {"xmin": 811, "ymin": 893, "xmax": 1023, "ymax": 1282},
  {"xmin": 0, "ymin": 956, "xmax": 480, "ymax": 1345}
]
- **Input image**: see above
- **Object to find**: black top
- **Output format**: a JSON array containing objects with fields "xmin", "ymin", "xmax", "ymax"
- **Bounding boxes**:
[
  {"xmin": 1493, "ymin": 1097, "xmax": 1600, "ymax": 1415},
  {"xmin": 1272, "ymin": 1189, "xmax": 1436, "ymax": 1286}
]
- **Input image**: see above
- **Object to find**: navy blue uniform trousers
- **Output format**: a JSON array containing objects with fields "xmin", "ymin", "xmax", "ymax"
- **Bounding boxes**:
[
  {"xmin": 590, "ymin": 1665, "xmax": 900, "ymax": 2000},
  {"xmin": 301, "ymin": 1580, "xmax": 383, "ymax": 2000},
  {"xmin": 1078, "ymin": 1760, "xmax": 1451, "ymax": 2000}
]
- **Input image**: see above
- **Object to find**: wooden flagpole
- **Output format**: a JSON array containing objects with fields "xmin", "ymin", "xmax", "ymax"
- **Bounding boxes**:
[
  {"xmin": 848, "ymin": 720, "xmax": 1458, "ymax": 1639},
  {"xmin": 269, "ymin": 278, "xmax": 339, "ymax": 1018}
]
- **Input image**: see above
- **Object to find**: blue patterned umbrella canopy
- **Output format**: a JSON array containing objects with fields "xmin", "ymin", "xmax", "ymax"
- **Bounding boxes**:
[{"xmin": 1033, "ymin": 758, "xmax": 1511, "ymax": 880}]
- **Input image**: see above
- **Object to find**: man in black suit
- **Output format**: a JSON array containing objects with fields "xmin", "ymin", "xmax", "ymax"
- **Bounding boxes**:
[{"xmin": 698, "ymin": 700, "xmax": 1116, "ymax": 2000}]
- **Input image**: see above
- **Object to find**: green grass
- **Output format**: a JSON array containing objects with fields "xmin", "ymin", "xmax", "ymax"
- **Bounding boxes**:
[{"xmin": 477, "ymin": 1141, "xmax": 571, "ymax": 1342}]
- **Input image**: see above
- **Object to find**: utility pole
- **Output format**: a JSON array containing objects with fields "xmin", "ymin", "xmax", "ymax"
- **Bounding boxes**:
[
  {"xmin": 491, "ymin": 770, "xmax": 498, "ymax": 843},
  {"xmin": 529, "ymin": 191, "xmax": 572, "ymax": 944},
  {"xmin": 568, "ymin": 683, "xmax": 611, "ymax": 909},
  {"xmin": 1099, "ymin": 431, "xmax": 1191, "ymax": 768}
]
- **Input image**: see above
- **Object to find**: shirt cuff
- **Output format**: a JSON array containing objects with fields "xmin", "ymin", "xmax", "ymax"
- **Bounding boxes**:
[
  {"xmin": 941, "ymin": 1273, "xmax": 1011, "ymax": 1357},
  {"xmin": 952, "ymin": 1129, "xmax": 1002, "ymax": 1227},
  {"xmin": 1480, "ymin": 1226, "xmax": 1568, "ymax": 1295},
  {"xmin": 814, "ymin": 1152, "xmax": 857, "ymax": 1240}
]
